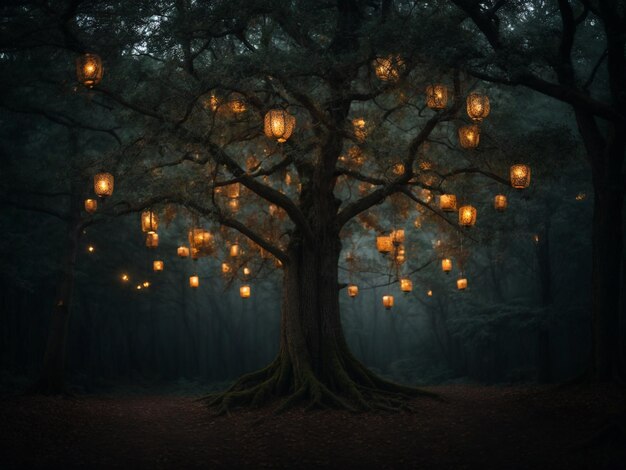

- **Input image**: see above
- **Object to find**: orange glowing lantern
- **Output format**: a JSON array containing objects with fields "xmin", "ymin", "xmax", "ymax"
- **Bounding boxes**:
[
  {"xmin": 146, "ymin": 231, "xmax": 159, "ymax": 248},
  {"xmin": 221, "ymin": 262, "xmax": 231, "ymax": 275},
  {"xmin": 376, "ymin": 235, "xmax": 393, "ymax": 254},
  {"xmin": 264, "ymin": 109, "xmax": 296, "ymax": 143},
  {"xmin": 466, "ymin": 93, "xmax": 490, "ymax": 121},
  {"xmin": 458, "ymin": 125, "xmax": 480, "ymax": 149},
  {"xmin": 373, "ymin": 55, "xmax": 404, "ymax": 82},
  {"xmin": 121, "ymin": 273, "xmax": 129, "ymax": 282},
  {"xmin": 177, "ymin": 246, "xmax": 189, "ymax": 258},
  {"xmin": 442, "ymin": 258, "xmax": 453, "ymax": 273},
  {"xmin": 426, "ymin": 84, "xmax": 448, "ymax": 110},
  {"xmin": 76, "ymin": 53, "xmax": 103, "ymax": 88},
  {"xmin": 84, "ymin": 198, "xmax": 97, "ymax": 214},
  {"xmin": 494, "ymin": 194, "xmax": 508, "ymax": 211},
  {"xmin": 391, "ymin": 229, "xmax": 405, "ymax": 245},
  {"xmin": 240, "ymin": 285, "xmax": 251, "ymax": 298},
  {"xmin": 427, "ymin": 289, "xmax": 433, "ymax": 297},
  {"xmin": 459, "ymin": 205, "xmax": 477, "ymax": 227},
  {"xmin": 400, "ymin": 278, "xmax": 413, "ymax": 293},
  {"xmin": 382, "ymin": 295, "xmax": 394, "ymax": 310},
  {"xmin": 94, "ymin": 172, "xmax": 114, "ymax": 198},
  {"xmin": 457, "ymin": 278, "xmax": 468, "ymax": 290},
  {"xmin": 153, "ymin": 260, "xmax": 164, "ymax": 272},
  {"xmin": 226, "ymin": 183, "xmax": 240, "ymax": 199},
  {"xmin": 141, "ymin": 211, "xmax": 159, "ymax": 233},
  {"xmin": 348, "ymin": 284, "xmax": 359, "ymax": 298},
  {"xmin": 189, "ymin": 275, "xmax": 199, "ymax": 288},
  {"xmin": 510, "ymin": 164, "xmax": 531, "ymax": 189},
  {"xmin": 230, "ymin": 243, "xmax": 240, "ymax": 258},
  {"xmin": 439, "ymin": 194, "xmax": 457, "ymax": 212}
]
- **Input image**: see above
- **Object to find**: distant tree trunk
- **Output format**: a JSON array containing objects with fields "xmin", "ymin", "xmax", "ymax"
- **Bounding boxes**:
[{"xmin": 35, "ymin": 216, "xmax": 81, "ymax": 394}]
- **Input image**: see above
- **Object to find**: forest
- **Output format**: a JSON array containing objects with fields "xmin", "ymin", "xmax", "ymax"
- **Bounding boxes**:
[{"xmin": 0, "ymin": 0, "xmax": 624, "ymax": 468}]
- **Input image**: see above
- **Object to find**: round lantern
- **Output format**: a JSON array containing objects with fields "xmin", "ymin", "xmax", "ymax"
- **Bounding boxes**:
[
  {"xmin": 382, "ymin": 295, "xmax": 394, "ymax": 310},
  {"xmin": 400, "ymin": 278, "xmax": 413, "ymax": 293},
  {"xmin": 240, "ymin": 285, "xmax": 251, "ymax": 298},
  {"xmin": 76, "ymin": 53, "xmax": 103, "ymax": 88},
  {"xmin": 94, "ymin": 172, "xmax": 114, "ymax": 198},
  {"xmin": 494, "ymin": 194, "xmax": 508, "ymax": 211},
  {"xmin": 458, "ymin": 125, "xmax": 480, "ymax": 149},
  {"xmin": 189, "ymin": 275, "xmax": 199, "ymax": 288},
  {"xmin": 141, "ymin": 211, "xmax": 159, "ymax": 233},
  {"xmin": 466, "ymin": 93, "xmax": 490, "ymax": 121},
  {"xmin": 84, "ymin": 198, "xmax": 97, "ymax": 214},
  {"xmin": 426, "ymin": 84, "xmax": 448, "ymax": 110},
  {"xmin": 348, "ymin": 284, "xmax": 359, "ymax": 298},
  {"xmin": 510, "ymin": 164, "xmax": 531, "ymax": 189},
  {"xmin": 373, "ymin": 55, "xmax": 404, "ymax": 82},
  {"xmin": 457, "ymin": 278, "xmax": 468, "ymax": 290},
  {"xmin": 146, "ymin": 231, "xmax": 159, "ymax": 248},
  {"xmin": 442, "ymin": 258, "xmax": 452, "ymax": 273},
  {"xmin": 376, "ymin": 235, "xmax": 393, "ymax": 254},
  {"xmin": 177, "ymin": 246, "xmax": 189, "ymax": 258},
  {"xmin": 459, "ymin": 205, "xmax": 477, "ymax": 227},
  {"xmin": 264, "ymin": 109, "xmax": 296, "ymax": 143},
  {"xmin": 439, "ymin": 194, "xmax": 457, "ymax": 212},
  {"xmin": 153, "ymin": 260, "xmax": 164, "ymax": 272}
]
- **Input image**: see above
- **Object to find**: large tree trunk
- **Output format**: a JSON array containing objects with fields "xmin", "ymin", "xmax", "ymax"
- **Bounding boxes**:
[
  {"xmin": 206, "ymin": 229, "xmax": 434, "ymax": 413},
  {"xmin": 35, "ymin": 218, "xmax": 81, "ymax": 394}
]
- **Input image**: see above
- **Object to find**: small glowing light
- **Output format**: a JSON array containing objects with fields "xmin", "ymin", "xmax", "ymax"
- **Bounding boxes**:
[
  {"xmin": 87, "ymin": 245, "xmax": 95, "ymax": 253},
  {"xmin": 427, "ymin": 290, "xmax": 433, "ymax": 297},
  {"xmin": 575, "ymin": 192, "xmax": 586, "ymax": 201},
  {"xmin": 189, "ymin": 276, "xmax": 199, "ymax": 288},
  {"xmin": 243, "ymin": 266, "xmax": 251, "ymax": 276},
  {"xmin": 177, "ymin": 246, "xmax": 190, "ymax": 258},
  {"xmin": 153, "ymin": 260, "xmax": 164, "ymax": 272},
  {"xmin": 442, "ymin": 258, "xmax": 452, "ymax": 273},
  {"xmin": 400, "ymin": 278, "xmax": 413, "ymax": 293},
  {"xmin": 382, "ymin": 295, "xmax": 394, "ymax": 310},
  {"xmin": 240, "ymin": 285, "xmax": 251, "ymax": 298},
  {"xmin": 348, "ymin": 284, "xmax": 359, "ymax": 298},
  {"xmin": 457, "ymin": 278, "xmax": 467, "ymax": 290},
  {"xmin": 142, "ymin": 281, "xmax": 150, "ymax": 288},
  {"xmin": 230, "ymin": 243, "xmax": 240, "ymax": 257},
  {"xmin": 121, "ymin": 273, "xmax": 129, "ymax": 282}
]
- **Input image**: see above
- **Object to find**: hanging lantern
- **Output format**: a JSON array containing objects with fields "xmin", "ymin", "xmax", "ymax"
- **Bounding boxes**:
[
  {"xmin": 153, "ymin": 260, "xmax": 164, "ymax": 272},
  {"xmin": 243, "ymin": 266, "xmax": 251, "ymax": 277},
  {"xmin": 352, "ymin": 118, "xmax": 367, "ymax": 142},
  {"xmin": 177, "ymin": 246, "xmax": 189, "ymax": 258},
  {"xmin": 400, "ymin": 278, "xmax": 413, "ymax": 293},
  {"xmin": 87, "ymin": 245, "xmax": 95, "ymax": 253},
  {"xmin": 395, "ymin": 246, "xmax": 406, "ymax": 265},
  {"xmin": 373, "ymin": 55, "xmax": 404, "ymax": 82},
  {"xmin": 121, "ymin": 273, "xmax": 129, "ymax": 282},
  {"xmin": 230, "ymin": 243, "xmax": 240, "ymax": 257},
  {"xmin": 510, "ymin": 164, "xmax": 531, "ymax": 189},
  {"xmin": 146, "ymin": 231, "xmax": 159, "ymax": 248},
  {"xmin": 189, "ymin": 275, "xmax": 199, "ymax": 288},
  {"xmin": 442, "ymin": 258, "xmax": 453, "ymax": 273},
  {"xmin": 382, "ymin": 295, "xmax": 394, "ymax": 310},
  {"xmin": 84, "ymin": 198, "xmax": 97, "ymax": 214},
  {"xmin": 426, "ymin": 84, "xmax": 448, "ymax": 110},
  {"xmin": 228, "ymin": 199, "xmax": 240, "ymax": 213},
  {"xmin": 76, "ymin": 53, "xmax": 103, "ymax": 88},
  {"xmin": 376, "ymin": 235, "xmax": 393, "ymax": 254},
  {"xmin": 240, "ymin": 285, "xmax": 251, "ymax": 298},
  {"xmin": 392, "ymin": 163, "xmax": 405, "ymax": 175},
  {"xmin": 458, "ymin": 125, "xmax": 480, "ymax": 149},
  {"xmin": 191, "ymin": 247, "xmax": 200, "ymax": 260},
  {"xmin": 228, "ymin": 95, "xmax": 247, "ymax": 114},
  {"xmin": 226, "ymin": 183, "xmax": 240, "ymax": 199},
  {"xmin": 94, "ymin": 173, "xmax": 114, "ymax": 198},
  {"xmin": 494, "ymin": 194, "xmax": 508, "ymax": 211},
  {"xmin": 264, "ymin": 109, "xmax": 296, "ymax": 143},
  {"xmin": 413, "ymin": 217, "xmax": 422, "ymax": 229},
  {"xmin": 466, "ymin": 93, "xmax": 490, "ymax": 121},
  {"xmin": 142, "ymin": 281, "xmax": 150, "ymax": 288},
  {"xmin": 459, "ymin": 205, "xmax": 477, "ymax": 227},
  {"xmin": 348, "ymin": 284, "xmax": 359, "ymax": 298},
  {"xmin": 439, "ymin": 194, "xmax": 457, "ymax": 212},
  {"xmin": 457, "ymin": 278, "xmax": 468, "ymax": 290},
  {"xmin": 427, "ymin": 289, "xmax": 433, "ymax": 297},
  {"xmin": 136, "ymin": 285, "xmax": 142, "ymax": 290},
  {"xmin": 221, "ymin": 262, "xmax": 231, "ymax": 275},
  {"xmin": 141, "ymin": 211, "xmax": 159, "ymax": 233},
  {"xmin": 391, "ymin": 229, "xmax": 405, "ymax": 245},
  {"xmin": 189, "ymin": 229, "xmax": 213, "ymax": 250}
]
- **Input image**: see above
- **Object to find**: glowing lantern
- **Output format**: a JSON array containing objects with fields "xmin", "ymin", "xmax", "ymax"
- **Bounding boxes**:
[
  {"xmin": 228, "ymin": 199, "xmax": 240, "ymax": 213},
  {"xmin": 243, "ymin": 266, "xmax": 251, "ymax": 277},
  {"xmin": 94, "ymin": 173, "xmax": 114, "ymax": 198},
  {"xmin": 400, "ymin": 278, "xmax": 413, "ymax": 293},
  {"xmin": 466, "ymin": 93, "xmax": 490, "ymax": 121},
  {"xmin": 227, "ymin": 183, "xmax": 240, "ymax": 199},
  {"xmin": 84, "ymin": 199, "xmax": 97, "ymax": 214},
  {"xmin": 264, "ymin": 109, "xmax": 296, "ymax": 143},
  {"xmin": 191, "ymin": 248, "xmax": 200, "ymax": 260},
  {"xmin": 494, "ymin": 194, "xmax": 508, "ymax": 211},
  {"xmin": 458, "ymin": 125, "xmax": 480, "ymax": 149},
  {"xmin": 189, "ymin": 229, "xmax": 213, "ymax": 250},
  {"xmin": 121, "ymin": 273, "xmax": 129, "ymax": 282},
  {"xmin": 87, "ymin": 245, "xmax": 95, "ymax": 253},
  {"xmin": 395, "ymin": 249, "xmax": 406, "ymax": 265},
  {"xmin": 189, "ymin": 275, "xmax": 199, "ymax": 288},
  {"xmin": 76, "ymin": 53, "xmax": 103, "ymax": 88},
  {"xmin": 510, "ymin": 164, "xmax": 531, "ymax": 189},
  {"xmin": 373, "ymin": 55, "xmax": 404, "ymax": 81},
  {"xmin": 240, "ymin": 285, "xmax": 251, "ymax": 298},
  {"xmin": 146, "ymin": 231, "xmax": 159, "ymax": 248},
  {"xmin": 457, "ymin": 278, "xmax": 468, "ymax": 290},
  {"xmin": 142, "ymin": 281, "xmax": 150, "ymax": 288},
  {"xmin": 440, "ymin": 258, "xmax": 452, "ymax": 274},
  {"xmin": 229, "ymin": 95, "xmax": 247, "ymax": 114},
  {"xmin": 391, "ymin": 229, "xmax": 405, "ymax": 245},
  {"xmin": 230, "ymin": 243, "xmax": 240, "ymax": 257},
  {"xmin": 439, "ymin": 194, "xmax": 457, "ymax": 212},
  {"xmin": 153, "ymin": 260, "xmax": 164, "ymax": 272},
  {"xmin": 136, "ymin": 285, "xmax": 142, "ymax": 290},
  {"xmin": 348, "ymin": 284, "xmax": 359, "ymax": 298},
  {"xmin": 141, "ymin": 211, "xmax": 159, "ymax": 233},
  {"xmin": 352, "ymin": 118, "xmax": 367, "ymax": 142},
  {"xmin": 392, "ymin": 163, "xmax": 405, "ymax": 175},
  {"xmin": 413, "ymin": 217, "xmax": 422, "ymax": 229},
  {"xmin": 382, "ymin": 295, "xmax": 394, "ymax": 310},
  {"xmin": 177, "ymin": 246, "xmax": 189, "ymax": 258},
  {"xmin": 221, "ymin": 262, "xmax": 231, "ymax": 274},
  {"xmin": 376, "ymin": 235, "xmax": 393, "ymax": 254},
  {"xmin": 427, "ymin": 289, "xmax": 433, "ymax": 297},
  {"xmin": 459, "ymin": 205, "xmax": 477, "ymax": 227},
  {"xmin": 426, "ymin": 84, "xmax": 448, "ymax": 110}
]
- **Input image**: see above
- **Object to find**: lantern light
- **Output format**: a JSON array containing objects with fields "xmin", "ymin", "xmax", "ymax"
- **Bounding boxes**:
[
  {"xmin": 221, "ymin": 262, "xmax": 231, "ymax": 274},
  {"xmin": 352, "ymin": 118, "xmax": 367, "ymax": 142},
  {"xmin": 459, "ymin": 205, "xmax": 477, "ymax": 227},
  {"xmin": 189, "ymin": 275, "xmax": 199, "ymax": 288},
  {"xmin": 382, "ymin": 295, "xmax": 394, "ymax": 310},
  {"xmin": 136, "ymin": 285, "xmax": 142, "ymax": 290},
  {"xmin": 458, "ymin": 125, "xmax": 480, "ymax": 149},
  {"xmin": 76, "ymin": 53, "xmax": 103, "ymax": 88},
  {"xmin": 240, "ymin": 285, "xmax": 251, "ymax": 299},
  {"xmin": 189, "ymin": 229, "xmax": 213, "ymax": 251},
  {"xmin": 457, "ymin": 278, "xmax": 468, "ymax": 290},
  {"xmin": 395, "ymin": 246, "xmax": 406, "ymax": 265},
  {"xmin": 87, "ymin": 245, "xmax": 95, "ymax": 253},
  {"xmin": 141, "ymin": 211, "xmax": 159, "ymax": 233},
  {"xmin": 226, "ymin": 183, "xmax": 240, "ymax": 199},
  {"xmin": 426, "ymin": 84, "xmax": 448, "ymax": 110},
  {"xmin": 373, "ymin": 55, "xmax": 404, "ymax": 82},
  {"xmin": 442, "ymin": 258, "xmax": 453, "ymax": 273},
  {"xmin": 390, "ymin": 229, "xmax": 405, "ymax": 245},
  {"xmin": 243, "ymin": 266, "xmax": 251, "ymax": 277},
  {"xmin": 427, "ymin": 289, "xmax": 433, "ymax": 297},
  {"xmin": 84, "ymin": 199, "xmax": 97, "ymax": 214},
  {"xmin": 153, "ymin": 260, "xmax": 164, "ymax": 272},
  {"xmin": 510, "ymin": 164, "xmax": 531, "ymax": 189},
  {"xmin": 439, "ymin": 194, "xmax": 457, "ymax": 212},
  {"xmin": 228, "ymin": 199, "xmax": 240, "ymax": 213},
  {"xmin": 376, "ymin": 235, "xmax": 393, "ymax": 254},
  {"xmin": 466, "ymin": 93, "xmax": 490, "ymax": 121},
  {"xmin": 230, "ymin": 243, "xmax": 240, "ymax": 258},
  {"xmin": 400, "ymin": 278, "xmax": 413, "ymax": 293},
  {"xmin": 264, "ymin": 109, "xmax": 296, "ymax": 143},
  {"xmin": 121, "ymin": 273, "xmax": 129, "ymax": 282},
  {"xmin": 392, "ymin": 163, "xmax": 405, "ymax": 175},
  {"xmin": 348, "ymin": 284, "xmax": 359, "ymax": 298},
  {"xmin": 177, "ymin": 246, "xmax": 190, "ymax": 258},
  {"xmin": 146, "ymin": 231, "xmax": 159, "ymax": 248},
  {"xmin": 494, "ymin": 194, "xmax": 508, "ymax": 212},
  {"xmin": 142, "ymin": 281, "xmax": 150, "ymax": 288},
  {"xmin": 94, "ymin": 173, "xmax": 114, "ymax": 198}
]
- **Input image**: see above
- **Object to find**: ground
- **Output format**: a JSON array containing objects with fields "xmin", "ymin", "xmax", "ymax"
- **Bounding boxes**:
[{"xmin": 1, "ymin": 384, "xmax": 625, "ymax": 469}]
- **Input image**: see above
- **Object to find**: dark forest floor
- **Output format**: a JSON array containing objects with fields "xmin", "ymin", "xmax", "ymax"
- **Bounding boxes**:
[{"xmin": 1, "ymin": 384, "xmax": 625, "ymax": 469}]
